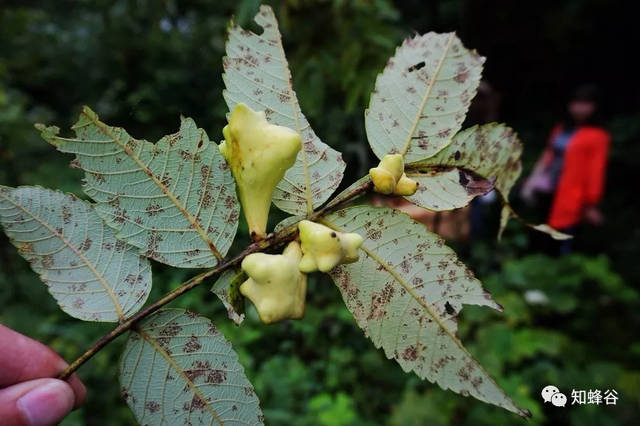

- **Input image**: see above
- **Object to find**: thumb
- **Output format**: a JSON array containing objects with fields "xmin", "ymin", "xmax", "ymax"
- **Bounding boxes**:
[{"xmin": 0, "ymin": 378, "xmax": 75, "ymax": 426}]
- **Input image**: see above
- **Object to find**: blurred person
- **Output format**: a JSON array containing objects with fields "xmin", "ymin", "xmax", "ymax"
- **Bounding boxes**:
[
  {"xmin": 0, "ymin": 324, "xmax": 86, "ymax": 425},
  {"xmin": 521, "ymin": 85, "xmax": 610, "ymax": 252}
]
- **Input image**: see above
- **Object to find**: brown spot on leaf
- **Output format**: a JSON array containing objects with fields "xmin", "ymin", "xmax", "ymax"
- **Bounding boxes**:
[
  {"xmin": 145, "ymin": 401, "xmax": 160, "ymax": 413},
  {"xmin": 18, "ymin": 242, "xmax": 34, "ymax": 254},
  {"xmin": 366, "ymin": 228, "xmax": 382, "ymax": 240},
  {"xmin": 159, "ymin": 174, "xmax": 172, "ymax": 188},
  {"xmin": 145, "ymin": 203, "xmax": 163, "ymax": 216},
  {"xmin": 205, "ymin": 369, "xmax": 227, "ymax": 385},
  {"xmin": 278, "ymin": 92, "xmax": 291, "ymax": 103},
  {"xmin": 159, "ymin": 321, "xmax": 182, "ymax": 338},
  {"xmin": 41, "ymin": 255, "xmax": 53, "ymax": 268},
  {"xmin": 183, "ymin": 335, "xmax": 202, "ymax": 353},
  {"xmin": 62, "ymin": 206, "xmax": 72, "ymax": 224},
  {"xmin": 189, "ymin": 395, "xmax": 206, "ymax": 411},
  {"xmin": 471, "ymin": 376, "xmax": 483, "ymax": 389},
  {"xmin": 113, "ymin": 209, "xmax": 130, "ymax": 224},
  {"xmin": 224, "ymin": 195, "xmax": 236, "ymax": 210},
  {"xmin": 124, "ymin": 274, "xmax": 143, "ymax": 286},
  {"xmin": 401, "ymin": 345, "xmax": 418, "ymax": 361},
  {"xmin": 457, "ymin": 362, "xmax": 475, "ymax": 382},
  {"xmin": 368, "ymin": 283, "xmax": 395, "ymax": 320},
  {"xmin": 79, "ymin": 238, "xmax": 92, "ymax": 251}
]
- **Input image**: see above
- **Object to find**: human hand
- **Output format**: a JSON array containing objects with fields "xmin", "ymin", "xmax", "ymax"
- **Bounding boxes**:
[
  {"xmin": 0, "ymin": 325, "xmax": 86, "ymax": 425},
  {"xmin": 583, "ymin": 205, "xmax": 604, "ymax": 226}
]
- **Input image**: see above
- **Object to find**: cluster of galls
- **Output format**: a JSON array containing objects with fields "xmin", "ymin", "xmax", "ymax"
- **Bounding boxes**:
[
  {"xmin": 220, "ymin": 103, "xmax": 414, "ymax": 324},
  {"xmin": 369, "ymin": 154, "xmax": 418, "ymax": 196},
  {"xmin": 239, "ymin": 221, "xmax": 363, "ymax": 324}
]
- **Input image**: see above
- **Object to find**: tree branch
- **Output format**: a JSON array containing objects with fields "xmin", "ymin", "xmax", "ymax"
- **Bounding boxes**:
[{"xmin": 59, "ymin": 178, "xmax": 372, "ymax": 380}]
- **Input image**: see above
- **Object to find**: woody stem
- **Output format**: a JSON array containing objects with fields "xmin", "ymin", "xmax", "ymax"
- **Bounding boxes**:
[{"xmin": 58, "ymin": 179, "xmax": 372, "ymax": 380}]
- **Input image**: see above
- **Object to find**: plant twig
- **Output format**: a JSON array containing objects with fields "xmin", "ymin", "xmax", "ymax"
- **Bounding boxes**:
[{"xmin": 58, "ymin": 178, "xmax": 372, "ymax": 380}]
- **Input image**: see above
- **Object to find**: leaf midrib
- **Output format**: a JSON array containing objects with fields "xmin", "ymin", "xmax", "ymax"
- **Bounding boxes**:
[
  {"xmin": 399, "ymin": 33, "xmax": 456, "ymax": 157},
  {"xmin": 265, "ymin": 10, "xmax": 314, "ymax": 214},
  {"xmin": 78, "ymin": 108, "xmax": 223, "ymax": 262},
  {"xmin": 320, "ymin": 215, "xmax": 521, "ymax": 414},
  {"xmin": 136, "ymin": 327, "xmax": 224, "ymax": 425},
  {"xmin": 0, "ymin": 189, "xmax": 125, "ymax": 320}
]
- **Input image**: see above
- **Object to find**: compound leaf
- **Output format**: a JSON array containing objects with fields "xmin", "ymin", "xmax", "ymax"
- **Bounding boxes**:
[
  {"xmin": 323, "ymin": 205, "xmax": 529, "ymax": 417},
  {"xmin": 119, "ymin": 309, "xmax": 263, "ymax": 425},
  {"xmin": 38, "ymin": 107, "xmax": 239, "ymax": 268},
  {"xmin": 0, "ymin": 186, "xmax": 150, "ymax": 322},
  {"xmin": 366, "ymin": 32, "xmax": 484, "ymax": 163},
  {"xmin": 223, "ymin": 5, "xmax": 345, "ymax": 215}
]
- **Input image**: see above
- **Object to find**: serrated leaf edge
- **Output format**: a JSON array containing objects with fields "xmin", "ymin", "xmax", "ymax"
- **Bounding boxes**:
[
  {"xmin": 399, "ymin": 33, "xmax": 456, "ymax": 156},
  {"xmin": 0, "ymin": 185, "xmax": 125, "ymax": 320},
  {"xmin": 224, "ymin": 5, "xmax": 314, "ymax": 214},
  {"xmin": 69, "ymin": 106, "xmax": 223, "ymax": 262},
  {"xmin": 319, "ymin": 210, "xmax": 529, "ymax": 417},
  {"xmin": 132, "ymin": 325, "xmax": 224, "ymax": 423}
]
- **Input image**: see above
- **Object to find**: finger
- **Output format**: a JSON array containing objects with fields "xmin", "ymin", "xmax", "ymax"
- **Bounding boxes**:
[
  {"xmin": 65, "ymin": 374, "xmax": 87, "ymax": 408},
  {"xmin": 0, "ymin": 325, "xmax": 86, "ymax": 407},
  {"xmin": 0, "ymin": 378, "xmax": 75, "ymax": 426},
  {"xmin": 0, "ymin": 325, "xmax": 65, "ymax": 386}
]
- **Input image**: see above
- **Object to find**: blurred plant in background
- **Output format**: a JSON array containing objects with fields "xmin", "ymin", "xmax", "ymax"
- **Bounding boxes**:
[{"xmin": 1, "ymin": 0, "xmax": 638, "ymax": 424}]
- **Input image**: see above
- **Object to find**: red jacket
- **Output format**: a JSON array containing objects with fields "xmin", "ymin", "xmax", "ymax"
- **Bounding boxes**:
[{"xmin": 543, "ymin": 125, "xmax": 610, "ymax": 229}]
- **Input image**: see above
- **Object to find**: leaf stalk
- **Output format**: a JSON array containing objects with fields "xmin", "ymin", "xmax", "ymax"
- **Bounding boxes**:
[{"xmin": 59, "ymin": 179, "xmax": 372, "ymax": 380}]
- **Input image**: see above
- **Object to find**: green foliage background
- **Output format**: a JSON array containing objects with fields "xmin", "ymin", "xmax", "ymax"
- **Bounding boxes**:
[{"xmin": 1, "ymin": 0, "xmax": 639, "ymax": 424}]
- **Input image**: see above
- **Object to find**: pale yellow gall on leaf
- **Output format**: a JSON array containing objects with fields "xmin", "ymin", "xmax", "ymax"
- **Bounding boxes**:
[
  {"xmin": 239, "ymin": 241, "xmax": 307, "ymax": 324},
  {"xmin": 369, "ymin": 167, "xmax": 395, "ymax": 195},
  {"xmin": 380, "ymin": 154, "xmax": 404, "ymax": 182},
  {"xmin": 369, "ymin": 154, "xmax": 418, "ymax": 196},
  {"xmin": 219, "ymin": 103, "xmax": 302, "ymax": 240},
  {"xmin": 395, "ymin": 173, "xmax": 420, "ymax": 196},
  {"xmin": 298, "ymin": 220, "xmax": 364, "ymax": 273}
]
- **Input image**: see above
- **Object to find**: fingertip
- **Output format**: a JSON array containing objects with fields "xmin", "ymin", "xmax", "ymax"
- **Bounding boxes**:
[{"xmin": 17, "ymin": 379, "xmax": 75, "ymax": 426}]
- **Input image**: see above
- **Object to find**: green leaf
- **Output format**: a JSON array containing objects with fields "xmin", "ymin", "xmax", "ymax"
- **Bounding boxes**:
[
  {"xmin": 210, "ymin": 269, "xmax": 246, "ymax": 325},
  {"xmin": 38, "ymin": 107, "xmax": 239, "ymax": 268},
  {"xmin": 323, "ymin": 205, "xmax": 529, "ymax": 417},
  {"xmin": 366, "ymin": 33, "xmax": 484, "ymax": 163},
  {"xmin": 119, "ymin": 309, "xmax": 263, "ymax": 425},
  {"xmin": 529, "ymin": 224, "xmax": 572, "ymax": 240},
  {"xmin": 406, "ymin": 168, "xmax": 495, "ymax": 211},
  {"xmin": 223, "ymin": 5, "xmax": 346, "ymax": 215},
  {"xmin": 409, "ymin": 124, "xmax": 571, "ymax": 239},
  {"xmin": 273, "ymin": 214, "xmax": 304, "ymax": 234},
  {"xmin": 0, "ymin": 186, "xmax": 150, "ymax": 322},
  {"xmin": 408, "ymin": 124, "xmax": 521, "ymax": 212},
  {"xmin": 501, "ymin": 204, "xmax": 572, "ymax": 241}
]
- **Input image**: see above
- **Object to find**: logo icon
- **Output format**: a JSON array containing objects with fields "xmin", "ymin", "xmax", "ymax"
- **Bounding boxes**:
[
  {"xmin": 541, "ymin": 385, "xmax": 567, "ymax": 407},
  {"xmin": 541, "ymin": 385, "xmax": 560, "ymax": 403},
  {"xmin": 551, "ymin": 392, "xmax": 567, "ymax": 407}
]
